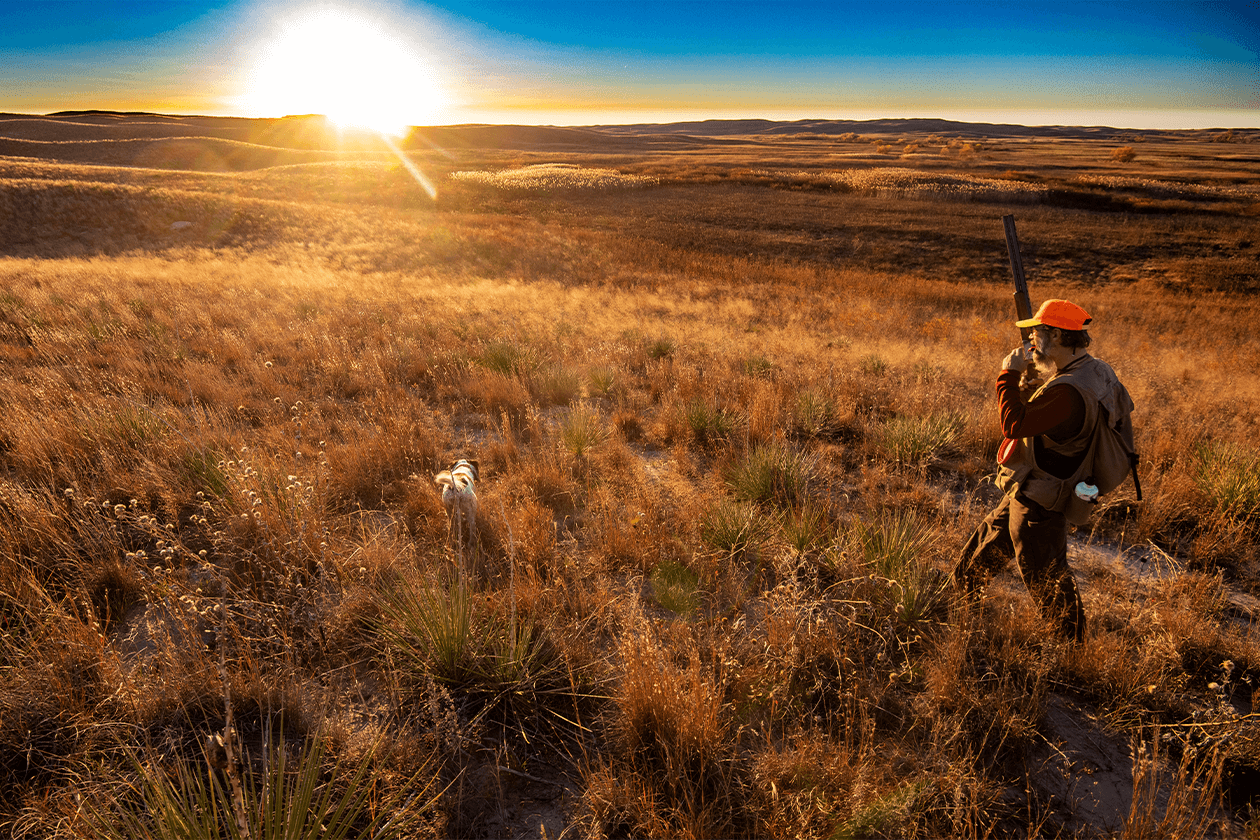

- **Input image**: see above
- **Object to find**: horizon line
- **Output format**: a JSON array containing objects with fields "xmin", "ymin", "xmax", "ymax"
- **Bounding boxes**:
[{"xmin": 5, "ymin": 109, "xmax": 1257, "ymax": 133}]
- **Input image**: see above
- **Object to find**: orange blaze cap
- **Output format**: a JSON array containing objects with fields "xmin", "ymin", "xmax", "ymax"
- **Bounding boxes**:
[{"xmin": 1016, "ymin": 299, "xmax": 1092, "ymax": 331}]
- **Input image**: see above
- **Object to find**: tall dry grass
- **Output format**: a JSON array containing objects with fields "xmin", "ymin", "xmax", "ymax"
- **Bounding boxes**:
[{"xmin": 1, "ymin": 122, "xmax": 1258, "ymax": 837}]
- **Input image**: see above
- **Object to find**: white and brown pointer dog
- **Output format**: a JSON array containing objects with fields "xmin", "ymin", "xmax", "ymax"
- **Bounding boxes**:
[{"xmin": 434, "ymin": 459, "xmax": 479, "ymax": 544}]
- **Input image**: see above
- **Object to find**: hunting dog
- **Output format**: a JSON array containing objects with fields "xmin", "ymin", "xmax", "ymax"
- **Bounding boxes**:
[{"xmin": 434, "ymin": 459, "xmax": 479, "ymax": 548}]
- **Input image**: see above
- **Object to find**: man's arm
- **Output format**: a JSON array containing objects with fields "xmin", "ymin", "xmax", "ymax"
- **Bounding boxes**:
[{"xmin": 997, "ymin": 370, "xmax": 1085, "ymax": 441}]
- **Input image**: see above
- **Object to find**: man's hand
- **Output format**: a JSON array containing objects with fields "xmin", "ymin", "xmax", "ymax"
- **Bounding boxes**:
[{"xmin": 1001, "ymin": 346, "xmax": 1029, "ymax": 373}]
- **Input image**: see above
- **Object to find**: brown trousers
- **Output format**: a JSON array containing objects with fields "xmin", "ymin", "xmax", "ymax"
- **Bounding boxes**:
[{"xmin": 951, "ymin": 492, "xmax": 1086, "ymax": 643}]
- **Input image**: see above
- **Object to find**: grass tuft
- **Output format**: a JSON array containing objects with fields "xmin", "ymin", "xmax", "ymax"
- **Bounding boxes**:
[
  {"xmin": 725, "ymin": 441, "xmax": 813, "ymax": 509},
  {"xmin": 878, "ymin": 413, "xmax": 962, "ymax": 466},
  {"xmin": 1194, "ymin": 440, "xmax": 1260, "ymax": 524},
  {"xmin": 701, "ymin": 499, "xmax": 771, "ymax": 558},
  {"xmin": 89, "ymin": 726, "xmax": 438, "ymax": 840},
  {"xmin": 560, "ymin": 401, "xmax": 608, "ymax": 459},
  {"xmin": 853, "ymin": 509, "xmax": 947, "ymax": 628}
]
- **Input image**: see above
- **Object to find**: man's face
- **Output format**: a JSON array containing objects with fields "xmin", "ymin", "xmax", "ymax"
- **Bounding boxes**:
[
  {"xmin": 1031, "ymin": 326, "xmax": 1055, "ymax": 362},
  {"xmin": 1033, "ymin": 324, "xmax": 1053, "ymax": 355}
]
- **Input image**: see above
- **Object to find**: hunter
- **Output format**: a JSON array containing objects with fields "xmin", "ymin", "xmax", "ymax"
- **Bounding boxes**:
[{"xmin": 951, "ymin": 299, "xmax": 1136, "ymax": 643}]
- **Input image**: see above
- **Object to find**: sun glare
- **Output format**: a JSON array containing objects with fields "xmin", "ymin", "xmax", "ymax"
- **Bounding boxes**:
[{"xmin": 244, "ymin": 7, "xmax": 444, "ymax": 136}]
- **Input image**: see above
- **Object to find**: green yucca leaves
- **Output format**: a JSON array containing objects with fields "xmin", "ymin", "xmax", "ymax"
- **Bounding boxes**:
[
  {"xmin": 879, "ymin": 414, "xmax": 961, "ymax": 466},
  {"xmin": 1195, "ymin": 441, "xmax": 1260, "ymax": 524},
  {"xmin": 725, "ymin": 442, "xmax": 812, "ymax": 509},
  {"xmin": 853, "ymin": 510, "xmax": 946, "ymax": 629},
  {"xmin": 561, "ymin": 401, "xmax": 608, "ymax": 458},
  {"xmin": 90, "ymin": 729, "xmax": 436, "ymax": 840}
]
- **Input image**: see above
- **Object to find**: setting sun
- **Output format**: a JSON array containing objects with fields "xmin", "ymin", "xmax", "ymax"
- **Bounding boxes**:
[{"xmin": 241, "ymin": 7, "xmax": 445, "ymax": 136}]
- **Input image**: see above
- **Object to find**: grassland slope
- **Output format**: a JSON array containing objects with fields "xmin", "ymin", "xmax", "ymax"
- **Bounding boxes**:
[{"xmin": 0, "ymin": 113, "xmax": 1258, "ymax": 839}]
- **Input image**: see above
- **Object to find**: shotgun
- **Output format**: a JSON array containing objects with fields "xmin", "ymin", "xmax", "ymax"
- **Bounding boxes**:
[{"xmin": 1002, "ymin": 214, "xmax": 1034, "ymax": 356}]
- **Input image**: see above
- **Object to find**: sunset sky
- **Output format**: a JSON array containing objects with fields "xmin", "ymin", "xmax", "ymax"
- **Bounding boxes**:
[{"xmin": 2, "ymin": 0, "xmax": 1256, "ymax": 130}]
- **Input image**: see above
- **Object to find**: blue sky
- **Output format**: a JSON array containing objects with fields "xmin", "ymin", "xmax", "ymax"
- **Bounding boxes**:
[{"xmin": 1, "ymin": 0, "xmax": 1256, "ymax": 128}]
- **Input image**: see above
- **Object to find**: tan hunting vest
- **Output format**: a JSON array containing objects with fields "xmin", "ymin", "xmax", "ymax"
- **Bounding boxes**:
[{"xmin": 997, "ymin": 355, "xmax": 1135, "ymax": 525}]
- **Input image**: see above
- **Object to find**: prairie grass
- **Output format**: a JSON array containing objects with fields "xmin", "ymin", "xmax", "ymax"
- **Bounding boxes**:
[
  {"xmin": 1, "ymin": 118, "xmax": 1258, "ymax": 837},
  {"xmin": 451, "ymin": 163, "xmax": 658, "ymax": 191}
]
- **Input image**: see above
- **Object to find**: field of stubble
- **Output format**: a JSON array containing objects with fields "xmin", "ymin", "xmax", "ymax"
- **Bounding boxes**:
[{"xmin": 1, "ymin": 112, "xmax": 1259, "ymax": 838}]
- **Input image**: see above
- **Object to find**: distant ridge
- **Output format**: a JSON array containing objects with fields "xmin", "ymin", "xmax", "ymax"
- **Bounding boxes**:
[
  {"xmin": 589, "ymin": 117, "xmax": 1251, "ymax": 140},
  {"xmin": 2, "ymin": 112, "xmax": 1253, "ymax": 169}
]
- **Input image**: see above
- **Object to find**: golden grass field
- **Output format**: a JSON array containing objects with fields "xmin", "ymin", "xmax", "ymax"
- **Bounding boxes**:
[{"xmin": 1, "ymin": 111, "xmax": 1259, "ymax": 838}]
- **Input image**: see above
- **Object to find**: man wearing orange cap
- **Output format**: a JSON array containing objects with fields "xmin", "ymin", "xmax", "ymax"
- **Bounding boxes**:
[{"xmin": 951, "ymin": 299, "xmax": 1135, "ymax": 643}]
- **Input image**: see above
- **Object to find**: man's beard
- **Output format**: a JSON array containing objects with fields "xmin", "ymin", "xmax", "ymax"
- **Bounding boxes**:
[{"xmin": 1030, "ymin": 348, "xmax": 1055, "ymax": 376}]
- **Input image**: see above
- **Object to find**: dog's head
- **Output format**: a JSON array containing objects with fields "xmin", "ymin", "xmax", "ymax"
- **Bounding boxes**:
[{"xmin": 450, "ymin": 459, "xmax": 479, "ymax": 481}]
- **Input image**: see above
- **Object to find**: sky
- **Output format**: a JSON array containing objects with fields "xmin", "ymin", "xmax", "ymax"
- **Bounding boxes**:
[{"xmin": 1, "ymin": 0, "xmax": 1257, "ymax": 130}]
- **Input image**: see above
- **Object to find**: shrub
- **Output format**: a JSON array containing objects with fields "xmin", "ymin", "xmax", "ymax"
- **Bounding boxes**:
[
  {"xmin": 89, "ymin": 727, "xmax": 439, "ymax": 840},
  {"xmin": 560, "ymin": 401, "xmax": 608, "ymax": 459},
  {"xmin": 878, "ymin": 413, "xmax": 961, "ymax": 466},
  {"xmin": 853, "ymin": 509, "xmax": 947, "ymax": 629},
  {"xmin": 684, "ymin": 397, "xmax": 737, "ymax": 447},
  {"xmin": 701, "ymin": 499, "xmax": 770, "ymax": 558},
  {"xmin": 1194, "ymin": 441, "xmax": 1260, "ymax": 524},
  {"xmin": 725, "ymin": 442, "xmax": 813, "ymax": 509},
  {"xmin": 650, "ymin": 558, "xmax": 701, "ymax": 616}
]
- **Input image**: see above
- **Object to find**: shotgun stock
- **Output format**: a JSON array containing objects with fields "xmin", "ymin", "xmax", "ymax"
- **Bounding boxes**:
[{"xmin": 1002, "ymin": 214, "xmax": 1034, "ymax": 354}]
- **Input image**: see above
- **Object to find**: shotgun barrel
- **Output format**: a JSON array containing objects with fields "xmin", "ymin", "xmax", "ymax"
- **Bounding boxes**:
[{"xmin": 1002, "ymin": 214, "xmax": 1034, "ymax": 353}]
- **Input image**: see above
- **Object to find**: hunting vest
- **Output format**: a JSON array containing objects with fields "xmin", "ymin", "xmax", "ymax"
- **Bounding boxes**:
[{"xmin": 997, "ymin": 355, "xmax": 1136, "ymax": 525}]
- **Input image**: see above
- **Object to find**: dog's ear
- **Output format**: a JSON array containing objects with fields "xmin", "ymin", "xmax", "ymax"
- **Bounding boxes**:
[{"xmin": 468, "ymin": 459, "xmax": 480, "ymax": 478}]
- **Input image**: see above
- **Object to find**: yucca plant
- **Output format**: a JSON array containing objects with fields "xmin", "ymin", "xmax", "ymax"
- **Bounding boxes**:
[
  {"xmin": 852, "ymin": 510, "xmax": 946, "ymax": 629},
  {"xmin": 478, "ymin": 339, "xmax": 537, "ymax": 376},
  {"xmin": 725, "ymin": 441, "xmax": 812, "ymax": 509},
  {"xmin": 378, "ymin": 575, "xmax": 578, "ymax": 744},
  {"xmin": 879, "ymin": 413, "xmax": 961, "ymax": 466},
  {"xmin": 650, "ymin": 559, "xmax": 701, "ymax": 616},
  {"xmin": 646, "ymin": 336, "xmax": 675, "ymax": 361},
  {"xmin": 859, "ymin": 354, "xmax": 888, "ymax": 377},
  {"xmin": 587, "ymin": 365, "xmax": 619, "ymax": 399},
  {"xmin": 740, "ymin": 354, "xmax": 774, "ymax": 378},
  {"xmin": 536, "ymin": 364, "xmax": 583, "ymax": 406},
  {"xmin": 1194, "ymin": 440, "xmax": 1260, "ymax": 524},
  {"xmin": 684, "ymin": 397, "xmax": 737, "ymax": 447},
  {"xmin": 783, "ymin": 503, "xmax": 833, "ymax": 556},
  {"xmin": 790, "ymin": 389, "xmax": 840, "ymax": 439},
  {"xmin": 377, "ymin": 577, "xmax": 486, "ymax": 686},
  {"xmin": 89, "ymin": 729, "xmax": 436, "ymax": 840},
  {"xmin": 834, "ymin": 779, "xmax": 930, "ymax": 840},
  {"xmin": 561, "ymin": 401, "xmax": 608, "ymax": 459},
  {"xmin": 701, "ymin": 499, "xmax": 770, "ymax": 558}
]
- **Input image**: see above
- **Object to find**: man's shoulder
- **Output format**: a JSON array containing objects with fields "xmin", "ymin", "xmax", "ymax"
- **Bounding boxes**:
[{"xmin": 1055, "ymin": 355, "xmax": 1120, "ymax": 386}]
